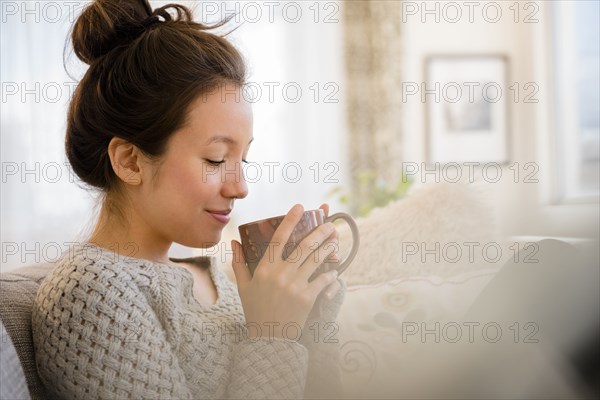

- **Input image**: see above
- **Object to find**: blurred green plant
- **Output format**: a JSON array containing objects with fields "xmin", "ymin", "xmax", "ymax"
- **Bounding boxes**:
[{"xmin": 327, "ymin": 170, "xmax": 413, "ymax": 218}]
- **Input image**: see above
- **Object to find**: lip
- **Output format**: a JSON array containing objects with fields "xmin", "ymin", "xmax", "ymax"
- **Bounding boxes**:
[
  {"xmin": 206, "ymin": 209, "xmax": 232, "ymax": 224},
  {"xmin": 206, "ymin": 209, "xmax": 232, "ymax": 215}
]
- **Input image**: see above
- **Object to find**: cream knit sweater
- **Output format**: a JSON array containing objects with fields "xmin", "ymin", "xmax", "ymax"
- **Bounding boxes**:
[{"xmin": 32, "ymin": 243, "xmax": 346, "ymax": 399}]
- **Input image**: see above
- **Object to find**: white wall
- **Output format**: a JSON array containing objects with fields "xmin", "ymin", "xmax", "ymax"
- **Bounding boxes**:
[{"xmin": 401, "ymin": 0, "xmax": 599, "ymax": 239}]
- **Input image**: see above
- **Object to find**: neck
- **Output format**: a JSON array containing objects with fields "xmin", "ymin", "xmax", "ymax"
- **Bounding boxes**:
[{"xmin": 88, "ymin": 199, "xmax": 173, "ymax": 264}]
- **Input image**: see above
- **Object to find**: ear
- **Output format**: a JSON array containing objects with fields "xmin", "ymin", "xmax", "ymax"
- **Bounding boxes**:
[{"xmin": 107, "ymin": 137, "xmax": 143, "ymax": 186}]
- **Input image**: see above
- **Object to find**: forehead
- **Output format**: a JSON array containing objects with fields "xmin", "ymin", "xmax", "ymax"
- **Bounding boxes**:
[{"xmin": 174, "ymin": 85, "xmax": 253, "ymax": 147}]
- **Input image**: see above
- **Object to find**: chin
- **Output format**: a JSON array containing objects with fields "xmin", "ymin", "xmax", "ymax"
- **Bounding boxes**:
[
  {"xmin": 176, "ymin": 233, "xmax": 221, "ymax": 249},
  {"xmin": 196, "ymin": 240, "xmax": 220, "ymax": 249}
]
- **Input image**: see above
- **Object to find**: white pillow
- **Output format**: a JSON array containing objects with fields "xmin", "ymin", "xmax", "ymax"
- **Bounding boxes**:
[
  {"xmin": 336, "ymin": 182, "xmax": 504, "ymax": 286},
  {"xmin": 335, "ymin": 269, "xmax": 497, "ymax": 398}
]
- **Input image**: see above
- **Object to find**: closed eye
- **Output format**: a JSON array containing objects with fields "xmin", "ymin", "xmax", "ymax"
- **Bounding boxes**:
[
  {"xmin": 207, "ymin": 159, "xmax": 250, "ymax": 165},
  {"xmin": 206, "ymin": 159, "xmax": 225, "ymax": 165}
]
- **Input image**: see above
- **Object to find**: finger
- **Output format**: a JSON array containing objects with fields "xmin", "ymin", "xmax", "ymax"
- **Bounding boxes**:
[
  {"xmin": 324, "ymin": 251, "xmax": 340, "ymax": 263},
  {"xmin": 323, "ymin": 230, "xmax": 340, "ymax": 262},
  {"xmin": 270, "ymin": 204, "xmax": 305, "ymax": 261},
  {"xmin": 297, "ymin": 234, "xmax": 339, "ymax": 280},
  {"xmin": 307, "ymin": 270, "xmax": 339, "ymax": 298},
  {"xmin": 319, "ymin": 203, "xmax": 330, "ymax": 218},
  {"xmin": 231, "ymin": 240, "xmax": 251, "ymax": 285},
  {"xmin": 285, "ymin": 221, "xmax": 335, "ymax": 270},
  {"xmin": 324, "ymin": 280, "xmax": 341, "ymax": 300}
]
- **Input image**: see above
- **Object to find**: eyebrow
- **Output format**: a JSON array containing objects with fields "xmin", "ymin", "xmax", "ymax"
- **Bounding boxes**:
[{"xmin": 205, "ymin": 136, "xmax": 254, "ymax": 146}]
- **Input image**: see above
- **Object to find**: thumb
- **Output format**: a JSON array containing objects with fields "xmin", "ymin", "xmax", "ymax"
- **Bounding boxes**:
[{"xmin": 231, "ymin": 240, "xmax": 251, "ymax": 285}]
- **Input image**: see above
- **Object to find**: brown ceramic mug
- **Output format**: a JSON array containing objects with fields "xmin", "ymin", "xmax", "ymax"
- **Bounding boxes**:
[{"xmin": 238, "ymin": 209, "xmax": 360, "ymax": 280}]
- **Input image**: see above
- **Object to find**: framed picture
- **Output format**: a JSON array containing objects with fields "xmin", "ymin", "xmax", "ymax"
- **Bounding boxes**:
[{"xmin": 425, "ymin": 55, "xmax": 510, "ymax": 164}]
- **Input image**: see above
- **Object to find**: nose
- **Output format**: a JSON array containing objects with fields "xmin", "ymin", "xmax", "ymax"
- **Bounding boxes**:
[{"xmin": 221, "ymin": 161, "xmax": 248, "ymax": 200}]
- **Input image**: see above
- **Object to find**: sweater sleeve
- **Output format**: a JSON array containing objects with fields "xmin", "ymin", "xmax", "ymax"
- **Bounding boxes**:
[
  {"xmin": 226, "ymin": 336, "xmax": 310, "ymax": 399},
  {"xmin": 31, "ymin": 262, "xmax": 192, "ymax": 400},
  {"xmin": 300, "ymin": 278, "xmax": 347, "ymax": 399}
]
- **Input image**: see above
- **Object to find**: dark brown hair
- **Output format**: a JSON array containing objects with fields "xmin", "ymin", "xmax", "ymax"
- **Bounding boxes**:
[{"xmin": 66, "ymin": 0, "xmax": 247, "ymax": 193}]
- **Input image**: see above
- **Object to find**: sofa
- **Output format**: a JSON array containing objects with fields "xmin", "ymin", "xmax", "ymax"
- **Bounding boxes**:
[
  {"xmin": 1, "ymin": 264, "xmax": 53, "ymax": 399},
  {"xmin": 2, "ymin": 183, "xmax": 598, "ymax": 399}
]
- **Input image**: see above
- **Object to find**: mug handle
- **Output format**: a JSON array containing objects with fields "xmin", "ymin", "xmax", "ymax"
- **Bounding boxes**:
[{"xmin": 325, "ymin": 212, "xmax": 360, "ymax": 276}]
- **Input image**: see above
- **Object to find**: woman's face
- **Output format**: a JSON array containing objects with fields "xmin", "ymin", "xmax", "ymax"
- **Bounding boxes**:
[{"xmin": 137, "ymin": 84, "xmax": 253, "ymax": 248}]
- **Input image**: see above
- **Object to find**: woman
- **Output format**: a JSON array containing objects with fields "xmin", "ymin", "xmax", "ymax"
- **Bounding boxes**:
[{"xmin": 31, "ymin": 1, "xmax": 346, "ymax": 398}]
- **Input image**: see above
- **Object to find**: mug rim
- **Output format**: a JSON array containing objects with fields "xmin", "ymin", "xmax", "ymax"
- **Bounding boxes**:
[{"xmin": 238, "ymin": 208, "xmax": 325, "ymax": 229}]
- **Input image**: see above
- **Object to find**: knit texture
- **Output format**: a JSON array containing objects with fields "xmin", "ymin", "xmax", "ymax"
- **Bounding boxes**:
[
  {"xmin": 31, "ymin": 243, "xmax": 345, "ymax": 399},
  {"xmin": 301, "ymin": 279, "xmax": 346, "ymax": 399}
]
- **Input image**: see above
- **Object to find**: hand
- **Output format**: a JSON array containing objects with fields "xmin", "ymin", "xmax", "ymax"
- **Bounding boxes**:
[{"xmin": 231, "ymin": 204, "xmax": 340, "ymax": 340}]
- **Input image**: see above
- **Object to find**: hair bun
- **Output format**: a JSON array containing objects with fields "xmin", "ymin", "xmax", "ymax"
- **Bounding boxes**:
[
  {"xmin": 72, "ymin": 0, "xmax": 156, "ymax": 64},
  {"xmin": 65, "ymin": 0, "xmax": 245, "ymax": 193}
]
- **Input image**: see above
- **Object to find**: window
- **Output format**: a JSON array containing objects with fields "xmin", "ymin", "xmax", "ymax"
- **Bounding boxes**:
[{"xmin": 552, "ymin": 0, "xmax": 600, "ymax": 202}]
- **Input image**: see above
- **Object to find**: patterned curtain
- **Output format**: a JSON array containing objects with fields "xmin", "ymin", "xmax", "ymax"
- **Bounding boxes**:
[{"xmin": 343, "ymin": 1, "xmax": 404, "ymax": 214}]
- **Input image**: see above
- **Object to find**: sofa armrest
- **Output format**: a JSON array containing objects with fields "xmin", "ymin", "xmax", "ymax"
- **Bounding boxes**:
[
  {"xmin": 0, "ymin": 263, "xmax": 55, "ymax": 399},
  {"xmin": 1, "ymin": 320, "xmax": 30, "ymax": 400}
]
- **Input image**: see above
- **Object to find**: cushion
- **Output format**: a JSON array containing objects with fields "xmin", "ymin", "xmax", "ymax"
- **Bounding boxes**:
[
  {"xmin": 0, "ymin": 264, "xmax": 55, "ymax": 400},
  {"xmin": 1, "ymin": 320, "xmax": 30, "ymax": 400},
  {"xmin": 336, "ymin": 268, "xmax": 498, "ymax": 398},
  {"xmin": 336, "ymin": 182, "xmax": 502, "ymax": 286}
]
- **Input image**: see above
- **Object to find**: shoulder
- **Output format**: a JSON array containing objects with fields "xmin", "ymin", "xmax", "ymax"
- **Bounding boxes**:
[
  {"xmin": 31, "ymin": 243, "xmax": 175, "ymax": 354},
  {"xmin": 33, "ymin": 244, "xmax": 160, "ymax": 322},
  {"xmin": 38, "ymin": 243, "xmax": 148, "ymax": 285},
  {"xmin": 30, "ymin": 245, "xmax": 191, "ymax": 398}
]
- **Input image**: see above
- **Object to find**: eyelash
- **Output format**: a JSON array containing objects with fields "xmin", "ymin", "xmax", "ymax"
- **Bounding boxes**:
[
  {"xmin": 206, "ymin": 159, "xmax": 249, "ymax": 165},
  {"xmin": 206, "ymin": 159, "xmax": 225, "ymax": 166}
]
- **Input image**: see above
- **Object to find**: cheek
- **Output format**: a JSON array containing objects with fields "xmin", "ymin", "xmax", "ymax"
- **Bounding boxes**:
[
  {"xmin": 159, "ymin": 161, "xmax": 221, "ymax": 198},
  {"xmin": 172, "ymin": 165, "xmax": 197, "ymax": 188}
]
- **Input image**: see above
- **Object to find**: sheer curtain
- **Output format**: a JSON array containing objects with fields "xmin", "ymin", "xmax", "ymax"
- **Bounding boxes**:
[
  {"xmin": 0, "ymin": 1, "xmax": 349, "ymax": 270},
  {"xmin": 342, "ymin": 0, "xmax": 404, "ymax": 213},
  {"xmin": 1, "ymin": 0, "xmax": 97, "ymax": 271}
]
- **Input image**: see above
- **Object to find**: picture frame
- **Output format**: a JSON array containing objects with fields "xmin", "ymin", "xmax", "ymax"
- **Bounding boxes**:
[{"xmin": 425, "ymin": 55, "xmax": 510, "ymax": 164}]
